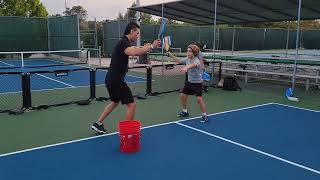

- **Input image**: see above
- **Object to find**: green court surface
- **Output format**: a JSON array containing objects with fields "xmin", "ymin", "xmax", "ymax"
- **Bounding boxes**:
[{"xmin": 1, "ymin": 80, "xmax": 319, "ymax": 155}]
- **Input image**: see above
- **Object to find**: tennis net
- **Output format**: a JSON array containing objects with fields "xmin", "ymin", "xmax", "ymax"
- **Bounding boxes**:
[{"xmin": 0, "ymin": 49, "xmax": 90, "ymax": 69}]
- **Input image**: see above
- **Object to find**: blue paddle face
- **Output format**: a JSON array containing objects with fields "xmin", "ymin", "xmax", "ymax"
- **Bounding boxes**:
[
  {"xmin": 158, "ymin": 18, "xmax": 167, "ymax": 38},
  {"xmin": 285, "ymin": 88, "xmax": 294, "ymax": 97},
  {"xmin": 202, "ymin": 71, "xmax": 211, "ymax": 82}
]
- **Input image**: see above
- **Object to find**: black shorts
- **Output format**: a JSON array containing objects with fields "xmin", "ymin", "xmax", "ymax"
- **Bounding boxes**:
[
  {"xmin": 106, "ymin": 82, "xmax": 134, "ymax": 104},
  {"xmin": 182, "ymin": 82, "xmax": 203, "ymax": 97}
]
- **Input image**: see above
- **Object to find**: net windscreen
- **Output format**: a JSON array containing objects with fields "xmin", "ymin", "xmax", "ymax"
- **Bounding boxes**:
[
  {"xmin": 0, "ymin": 72, "xmax": 23, "ymax": 112},
  {"xmin": 30, "ymin": 68, "xmax": 91, "ymax": 108}
]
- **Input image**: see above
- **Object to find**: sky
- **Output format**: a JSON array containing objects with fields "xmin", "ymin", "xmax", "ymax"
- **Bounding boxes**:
[{"xmin": 40, "ymin": 0, "xmax": 177, "ymax": 20}]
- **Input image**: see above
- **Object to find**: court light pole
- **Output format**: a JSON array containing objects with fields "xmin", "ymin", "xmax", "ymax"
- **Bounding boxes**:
[
  {"xmin": 292, "ymin": 0, "xmax": 302, "ymax": 90},
  {"xmin": 161, "ymin": 3, "xmax": 165, "ymax": 76},
  {"xmin": 211, "ymin": 0, "xmax": 218, "ymax": 82},
  {"xmin": 136, "ymin": 0, "xmax": 141, "ymax": 47}
]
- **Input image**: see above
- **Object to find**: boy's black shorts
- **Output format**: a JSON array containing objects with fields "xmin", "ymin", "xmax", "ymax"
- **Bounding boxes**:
[{"xmin": 182, "ymin": 82, "xmax": 203, "ymax": 97}]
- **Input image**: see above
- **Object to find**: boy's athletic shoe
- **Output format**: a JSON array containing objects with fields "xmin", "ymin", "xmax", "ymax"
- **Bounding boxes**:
[
  {"xmin": 177, "ymin": 111, "xmax": 189, "ymax": 118},
  {"xmin": 200, "ymin": 115, "xmax": 209, "ymax": 123}
]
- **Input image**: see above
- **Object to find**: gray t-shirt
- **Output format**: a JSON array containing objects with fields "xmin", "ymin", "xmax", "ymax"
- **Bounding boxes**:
[
  {"xmin": 197, "ymin": 51, "xmax": 205, "ymax": 72},
  {"xmin": 181, "ymin": 57, "xmax": 203, "ymax": 83},
  {"xmin": 197, "ymin": 51, "xmax": 203, "ymax": 61}
]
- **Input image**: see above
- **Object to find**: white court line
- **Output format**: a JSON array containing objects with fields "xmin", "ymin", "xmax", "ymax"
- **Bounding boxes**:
[
  {"xmin": 176, "ymin": 122, "xmax": 320, "ymax": 175},
  {"xmin": 98, "ymin": 69, "xmax": 148, "ymax": 80},
  {"xmin": 33, "ymin": 68, "xmax": 146, "ymax": 90},
  {"xmin": 177, "ymin": 102, "xmax": 275, "ymax": 123},
  {"xmin": 0, "ymin": 81, "xmax": 145, "ymax": 95},
  {"xmin": 28, "ymin": 81, "xmax": 146, "ymax": 93},
  {"xmin": 0, "ymin": 86, "xmax": 81, "ymax": 96},
  {"xmin": 0, "ymin": 103, "xmax": 273, "ymax": 158},
  {"xmin": 35, "ymin": 73, "xmax": 75, "ymax": 88},
  {"xmin": 0, "ymin": 61, "xmax": 14, "ymax": 67},
  {"xmin": 272, "ymin": 103, "xmax": 320, "ymax": 113},
  {"xmin": 1, "ymin": 64, "xmax": 146, "ymax": 95},
  {"xmin": 127, "ymin": 74, "xmax": 147, "ymax": 80},
  {"xmin": 0, "ymin": 60, "xmax": 76, "ymax": 91},
  {"xmin": 0, "ymin": 91, "xmax": 22, "ymax": 95}
]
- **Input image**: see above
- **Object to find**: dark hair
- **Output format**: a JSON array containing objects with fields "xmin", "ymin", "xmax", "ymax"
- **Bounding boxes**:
[{"xmin": 124, "ymin": 22, "xmax": 140, "ymax": 36}]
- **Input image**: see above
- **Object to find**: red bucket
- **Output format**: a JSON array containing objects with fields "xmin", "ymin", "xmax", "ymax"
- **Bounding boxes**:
[{"xmin": 118, "ymin": 120, "xmax": 141, "ymax": 153}]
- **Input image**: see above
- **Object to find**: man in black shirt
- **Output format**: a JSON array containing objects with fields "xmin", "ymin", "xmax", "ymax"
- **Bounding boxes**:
[{"xmin": 92, "ymin": 22, "xmax": 161, "ymax": 134}]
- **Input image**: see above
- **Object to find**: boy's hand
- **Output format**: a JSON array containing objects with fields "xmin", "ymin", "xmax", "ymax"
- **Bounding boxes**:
[
  {"xmin": 152, "ymin": 39, "xmax": 161, "ymax": 48},
  {"xmin": 180, "ymin": 67, "xmax": 188, "ymax": 73},
  {"xmin": 144, "ymin": 43, "xmax": 152, "ymax": 52}
]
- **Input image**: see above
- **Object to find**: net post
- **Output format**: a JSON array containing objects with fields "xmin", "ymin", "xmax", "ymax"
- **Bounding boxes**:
[
  {"xmin": 21, "ymin": 52, "xmax": 24, "ymax": 67},
  {"xmin": 218, "ymin": 61, "xmax": 222, "ymax": 81},
  {"xmin": 89, "ymin": 68, "xmax": 96, "ymax": 100},
  {"xmin": 99, "ymin": 46, "xmax": 102, "ymax": 66},
  {"xmin": 146, "ymin": 66, "xmax": 152, "ymax": 95},
  {"xmin": 285, "ymin": 23, "xmax": 290, "ymax": 58},
  {"xmin": 94, "ymin": 18, "xmax": 98, "ymax": 49},
  {"xmin": 161, "ymin": 3, "xmax": 165, "ymax": 76},
  {"xmin": 232, "ymin": 25, "xmax": 236, "ymax": 55},
  {"xmin": 22, "ymin": 72, "xmax": 31, "ymax": 109},
  {"xmin": 292, "ymin": 0, "xmax": 302, "ymax": 90},
  {"xmin": 47, "ymin": 17, "xmax": 51, "ymax": 51},
  {"xmin": 87, "ymin": 50, "xmax": 91, "ymax": 66}
]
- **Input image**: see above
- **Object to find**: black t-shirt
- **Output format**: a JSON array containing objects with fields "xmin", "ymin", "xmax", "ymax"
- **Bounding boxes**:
[{"xmin": 106, "ymin": 36, "xmax": 132, "ymax": 83}]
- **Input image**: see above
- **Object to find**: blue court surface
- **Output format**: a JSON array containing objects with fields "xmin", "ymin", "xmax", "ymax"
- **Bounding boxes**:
[
  {"xmin": 0, "ymin": 103, "xmax": 319, "ymax": 180},
  {"xmin": 0, "ymin": 59, "xmax": 146, "ymax": 93},
  {"xmin": 0, "ymin": 58, "xmax": 81, "ymax": 69}
]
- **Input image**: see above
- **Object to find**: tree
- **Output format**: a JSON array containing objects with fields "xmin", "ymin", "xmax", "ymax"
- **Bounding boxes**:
[
  {"xmin": 52, "ymin": 14, "xmax": 62, "ymax": 17},
  {"xmin": 64, "ymin": 5, "xmax": 87, "ymax": 22},
  {"xmin": 115, "ymin": 2, "xmax": 157, "ymax": 24},
  {"xmin": 141, "ymin": 13, "xmax": 157, "ymax": 24},
  {"xmin": 125, "ymin": 2, "xmax": 137, "ymax": 20},
  {"xmin": 116, "ymin": 12, "xmax": 125, "ymax": 20},
  {"xmin": 0, "ymin": 0, "xmax": 48, "ymax": 17},
  {"xmin": 115, "ymin": 2, "xmax": 136, "ymax": 20},
  {"xmin": 156, "ymin": 18, "xmax": 182, "ymax": 26}
]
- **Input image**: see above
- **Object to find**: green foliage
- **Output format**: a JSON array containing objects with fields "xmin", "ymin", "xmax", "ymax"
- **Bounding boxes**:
[
  {"xmin": 64, "ymin": 5, "xmax": 87, "ymax": 22},
  {"xmin": 116, "ymin": 2, "xmax": 136, "ymax": 20},
  {"xmin": 114, "ymin": 2, "xmax": 180, "ymax": 25},
  {"xmin": 0, "ymin": 0, "xmax": 48, "ymax": 17},
  {"xmin": 52, "ymin": 14, "xmax": 62, "ymax": 17},
  {"xmin": 140, "ymin": 13, "xmax": 156, "ymax": 24},
  {"xmin": 116, "ymin": 12, "xmax": 125, "ymax": 20}
]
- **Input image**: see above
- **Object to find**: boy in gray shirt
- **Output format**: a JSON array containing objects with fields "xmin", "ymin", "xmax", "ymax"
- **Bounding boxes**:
[
  {"xmin": 168, "ymin": 44, "xmax": 208, "ymax": 122},
  {"xmin": 194, "ymin": 42, "xmax": 209, "ymax": 92}
]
